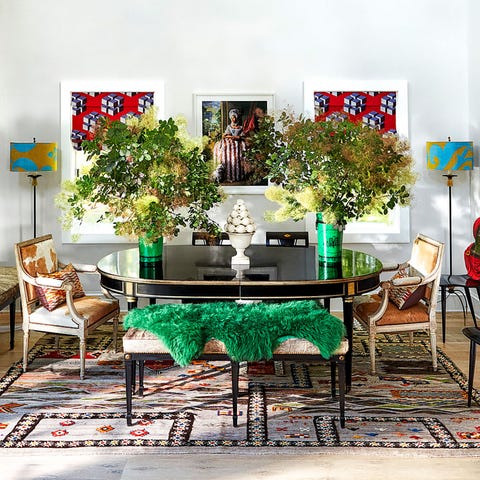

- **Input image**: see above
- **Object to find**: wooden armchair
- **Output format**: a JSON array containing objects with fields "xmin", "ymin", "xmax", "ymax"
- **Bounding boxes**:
[
  {"xmin": 353, "ymin": 234, "xmax": 444, "ymax": 374},
  {"xmin": 14, "ymin": 234, "xmax": 120, "ymax": 379}
]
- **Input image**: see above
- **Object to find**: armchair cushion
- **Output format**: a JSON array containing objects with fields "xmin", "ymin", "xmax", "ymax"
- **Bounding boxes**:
[
  {"xmin": 388, "ymin": 268, "xmax": 426, "ymax": 310},
  {"xmin": 35, "ymin": 263, "xmax": 85, "ymax": 311},
  {"xmin": 30, "ymin": 296, "xmax": 118, "ymax": 327},
  {"xmin": 356, "ymin": 293, "xmax": 429, "ymax": 325}
]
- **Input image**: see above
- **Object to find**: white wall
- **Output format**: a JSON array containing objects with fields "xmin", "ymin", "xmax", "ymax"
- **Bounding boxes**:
[
  {"xmin": 0, "ymin": 0, "xmax": 474, "ymax": 287},
  {"xmin": 468, "ymin": 0, "xmax": 480, "ymax": 223}
]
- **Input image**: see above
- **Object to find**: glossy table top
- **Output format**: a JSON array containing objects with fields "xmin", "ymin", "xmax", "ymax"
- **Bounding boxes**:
[{"xmin": 97, "ymin": 245, "xmax": 382, "ymax": 301}]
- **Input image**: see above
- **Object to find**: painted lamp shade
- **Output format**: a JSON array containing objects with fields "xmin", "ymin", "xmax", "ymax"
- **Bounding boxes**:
[
  {"xmin": 426, "ymin": 141, "xmax": 473, "ymax": 171},
  {"xmin": 10, "ymin": 142, "xmax": 58, "ymax": 172}
]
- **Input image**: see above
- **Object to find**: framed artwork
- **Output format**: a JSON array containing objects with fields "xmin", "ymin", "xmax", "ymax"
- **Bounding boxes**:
[
  {"xmin": 194, "ymin": 93, "xmax": 275, "ymax": 194},
  {"xmin": 60, "ymin": 81, "xmax": 164, "ymax": 243},
  {"xmin": 303, "ymin": 79, "xmax": 410, "ymax": 243}
]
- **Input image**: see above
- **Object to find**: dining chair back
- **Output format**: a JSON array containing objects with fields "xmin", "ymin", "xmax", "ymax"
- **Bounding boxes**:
[
  {"xmin": 266, "ymin": 232, "xmax": 309, "ymax": 247},
  {"xmin": 192, "ymin": 232, "xmax": 230, "ymax": 246}
]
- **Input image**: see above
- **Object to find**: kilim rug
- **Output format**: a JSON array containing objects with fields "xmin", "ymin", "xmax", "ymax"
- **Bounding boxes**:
[{"xmin": 0, "ymin": 325, "xmax": 479, "ymax": 451}]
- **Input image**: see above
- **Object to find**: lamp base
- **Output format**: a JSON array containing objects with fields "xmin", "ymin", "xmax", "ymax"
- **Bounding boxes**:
[
  {"xmin": 443, "ymin": 173, "xmax": 457, "ymax": 188},
  {"xmin": 27, "ymin": 173, "xmax": 42, "ymax": 187},
  {"xmin": 27, "ymin": 174, "xmax": 42, "ymax": 238}
]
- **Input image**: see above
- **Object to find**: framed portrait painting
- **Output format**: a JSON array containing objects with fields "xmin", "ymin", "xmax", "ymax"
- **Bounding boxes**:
[
  {"xmin": 60, "ymin": 80, "xmax": 164, "ymax": 243},
  {"xmin": 194, "ymin": 93, "xmax": 275, "ymax": 194},
  {"xmin": 303, "ymin": 79, "xmax": 410, "ymax": 243}
]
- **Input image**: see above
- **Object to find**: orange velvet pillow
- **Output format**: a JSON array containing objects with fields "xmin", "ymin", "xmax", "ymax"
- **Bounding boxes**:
[
  {"xmin": 389, "ymin": 268, "xmax": 426, "ymax": 310},
  {"xmin": 35, "ymin": 264, "xmax": 85, "ymax": 311}
]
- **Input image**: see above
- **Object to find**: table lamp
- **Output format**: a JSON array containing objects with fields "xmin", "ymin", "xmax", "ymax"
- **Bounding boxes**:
[
  {"xmin": 10, "ymin": 140, "xmax": 58, "ymax": 238},
  {"xmin": 426, "ymin": 139, "xmax": 473, "ymax": 276}
]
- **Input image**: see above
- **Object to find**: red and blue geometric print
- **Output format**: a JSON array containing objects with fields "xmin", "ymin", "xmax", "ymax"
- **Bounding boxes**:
[
  {"xmin": 70, "ymin": 91, "xmax": 154, "ymax": 150},
  {"xmin": 313, "ymin": 91, "xmax": 397, "ymax": 134}
]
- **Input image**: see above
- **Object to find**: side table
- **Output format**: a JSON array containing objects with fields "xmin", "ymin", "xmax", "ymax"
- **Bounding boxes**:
[
  {"xmin": 0, "ymin": 266, "xmax": 20, "ymax": 349},
  {"xmin": 440, "ymin": 274, "xmax": 480, "ymax": 343}
]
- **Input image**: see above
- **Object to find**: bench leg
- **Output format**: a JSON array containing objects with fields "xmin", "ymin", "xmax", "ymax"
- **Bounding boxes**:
[
  {"xmin": 138, "ymin": 360, "xmax": 145, "ymax": 397},
  {"xmin": 336, "ymin": 355, "xmax": 346, "ymax": 428},
  {"xmin": 125, "ymin": 354, "xmax": 134, "ymax": 426},
  {"xmin": 231, "ymin": 360, "xmax": 240, "ymax": 427},
  {"xmin": 132, "ymin": 360, "xmax": 137, "ymax": 394}
]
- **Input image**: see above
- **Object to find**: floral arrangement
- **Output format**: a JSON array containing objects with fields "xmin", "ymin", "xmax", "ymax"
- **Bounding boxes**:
[
  {"xmin": 245, "ymin": 110, "xmax": 416, "ymax": 227},
  {"xmin": 56, "ymin": 108, "xmax": 225, "ymax": 243}
]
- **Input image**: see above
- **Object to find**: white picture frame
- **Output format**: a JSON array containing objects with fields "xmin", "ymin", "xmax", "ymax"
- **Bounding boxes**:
[
  {"xmin": 60, "ymin": 80, "xmax": 165, "ymax": 244},
  {"xmin": 194, "ymin": 93, "xmax": 275, "ymax": 194},
  {"xmin": 303, "ymin": 79, "xmax": 410, "ymax": 244}
]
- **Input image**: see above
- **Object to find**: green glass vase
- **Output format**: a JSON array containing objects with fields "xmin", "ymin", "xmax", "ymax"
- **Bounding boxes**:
[
  {"xmin": 318, "ymin": 261, "xmax": 342, "ymax": 280},
  {"xmin": 316, "ymin": 213, "xmax": 343, "ymax": 264},
  {"xmin": 139, "ymin": 262, "xmax": 164, "ymax": 279},
  {"xmin": 138, "ymin": 236, "xmax": 163, "ymax": 263}
]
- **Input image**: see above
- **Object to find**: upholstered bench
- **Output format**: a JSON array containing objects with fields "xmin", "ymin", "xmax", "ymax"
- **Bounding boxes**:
[
  {"xmin": 122, "ymin": 300, "xmax": 348, "ymax": 429},
  {"xmin": 0, "ymin": 267, "xmax": 20, "ymax": 350}
]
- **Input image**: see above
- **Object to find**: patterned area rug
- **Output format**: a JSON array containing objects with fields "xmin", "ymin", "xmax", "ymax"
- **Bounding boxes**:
[{"xmin": 0, "ymin": 325, "xmax": 479, "ymax": 450}]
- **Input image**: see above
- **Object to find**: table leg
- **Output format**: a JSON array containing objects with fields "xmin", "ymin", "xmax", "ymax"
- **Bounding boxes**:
[
  {"xmin": 330, "ymin": 361, "xmax": 336, "ymax": 398},
  {"xmin": 9, "ymin": 299, "xmax": 15, "ymax": 350},
  {"xmin": 342, "ymin": 297, "xmax": 353, "ymax": 391},
  {"xmin": 126, "ymin": 297, "xmax": 138, "ymax": 310}
]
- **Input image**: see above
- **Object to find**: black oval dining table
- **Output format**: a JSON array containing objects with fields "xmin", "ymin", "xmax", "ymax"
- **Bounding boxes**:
[{"xmin": 97, "ymin": 244, "xmax": 383, "ymax": 388}]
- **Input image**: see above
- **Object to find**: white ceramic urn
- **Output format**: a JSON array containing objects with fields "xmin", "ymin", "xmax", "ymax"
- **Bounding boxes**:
[{"xmin": 228, "ymin": 232, "xmax": 253, "ymax": 266}]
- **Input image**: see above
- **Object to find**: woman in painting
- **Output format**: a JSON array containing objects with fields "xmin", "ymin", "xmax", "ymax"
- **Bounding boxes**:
[
  {"xmin": 213, "ymin": 108, "xmax": 247, "ymax": 183},
  {"xmin": 224, "ymin": 108, "xmax": 244, "ymax": 139}
]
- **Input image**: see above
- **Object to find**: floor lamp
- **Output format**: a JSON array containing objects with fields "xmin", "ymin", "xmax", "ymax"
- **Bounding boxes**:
[
  {"xmin": 10, "ymin": 140, "xmax": 58, "ymax": 238},
  {"xmin": 426, "ymin": 140, "xmax": 473, "ymax": 277}
]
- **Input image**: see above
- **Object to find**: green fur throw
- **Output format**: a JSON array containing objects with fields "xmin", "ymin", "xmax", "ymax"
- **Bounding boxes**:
[{"xmin": 123, "ymin": 300, "xmax": 345, "ymax": 366}]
